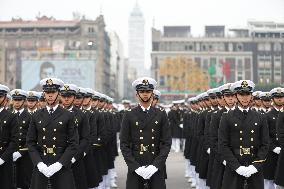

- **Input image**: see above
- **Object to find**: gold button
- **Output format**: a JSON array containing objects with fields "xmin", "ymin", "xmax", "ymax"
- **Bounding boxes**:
[
  {"xmin": 240, "ymin": 138, "xmax": 242, "ymax": 141},
  {"xmin": 152, "ymin": 144, "xmax": 154, "ymax": 147},
  {"xmin": 240, "ymin": 146, "xmax": 243, "ymax": 148},
  {"xmin": 251, "ymin": 138, "xmax": 254, "ymax": 141},
  {"xmin": 19, "ymin": 139, "xmax": 21, "ymax": 141},
  {"xmin": 43, "ymin": 136, "xmax": 45, "ymax": 139},
  {"xmin": 251, "ymin": 146, "xmax": 254, "ymax": 148},
  {"xmin": 140, "ymin": 130, "xmax": 142, "ymax": 133},
  {"xmin": 19, "ymin": 133, "xmax": 22, "ymax": 135},
  {"xmin": 140, "ymin": 152, "xmax": 143, "ymax": 155},
  {"xmin": 19, "ymin": 127, "xmax": 22, "ymax": 129},
  {"xmin": 19, "ymin": 145, "xmax": 22, "ymax": 148},
  {"xmin": 140, "ymin": 137, "xmax": 143, "ymax": 140},
  {"xmin": 251, "ymin": 130, "xmax": 254, "ymax": 133},
  {"xmin": 54, "ymin": 129, "xmax": 56, "ymax": 132},
  {"xmin": 277, "ymin": 138, "xmax": 279, "ymax": 140},
  {"xmin": 152, "ymin": 129, "xmax": 155, "ymax": 132},
  {"xmin": 152, "ymin": 137, "xmax": 155, "ymax": 139},
  {"xmin": 240, "ymin": 131, "xmax": 243, "ymax": 134},
  {"xmin": 43, "ymin": 128, "xmax": 46, "ymax": 131},
  {"xmin": 234, "ymin": 124, "xmax": 238, "ymax": 127},
  {"xmin": 152, "ymin": 152, "xmax": 155, "ymax": 155},
  {"xmin": 53, "ymin": 137, "xmax": 56, "ymax": 140},
  {"xmin": 53, "ymin": 153, "xmax": 56, "ymax": 156}
]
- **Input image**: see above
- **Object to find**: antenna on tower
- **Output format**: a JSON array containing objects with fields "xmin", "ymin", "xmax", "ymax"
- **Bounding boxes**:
[{"xmin": 100, "ymin": 3, "xmax": 103, "ymax": 15}]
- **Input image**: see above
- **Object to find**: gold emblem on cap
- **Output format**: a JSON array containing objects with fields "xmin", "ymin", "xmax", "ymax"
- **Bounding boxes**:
[
  {"xmin": 15, "ymin": 90, "xmax": 19, "ymax": 95},
  {"xmin": 28, "ymin": 92, "xmax": 34, "ymax": 96},
  {"xmin": 142, "ymin": 79, "xmax": 149, "ymax": 86},
  {"xmin": 277, "ymin": 88, "xmax": 282, "ymax": 93},
  {"xmin": 46, "ymin": 79, "xmax": 53, "ymax": 86},
  {"xmin": 64, "ymin": 85, "xmax": 70, "ymax": 91},
  {"xmin": 241, "ymin": 81, "xmax": 248, "ymax": 88}
]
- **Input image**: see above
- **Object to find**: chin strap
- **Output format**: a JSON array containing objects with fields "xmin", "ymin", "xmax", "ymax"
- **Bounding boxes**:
[
  {"xmin": 46, "ymin": 92, "xmax": 59, "ymax": 106},
  {"xmin": 137, "ymin": 92, "xmax": 153, "ymax": 103}
]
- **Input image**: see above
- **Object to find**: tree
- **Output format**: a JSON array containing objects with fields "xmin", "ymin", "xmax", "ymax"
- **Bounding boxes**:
[{"xmin": 159, "ymin": 56, "xmax": 209, "ymax": 92}]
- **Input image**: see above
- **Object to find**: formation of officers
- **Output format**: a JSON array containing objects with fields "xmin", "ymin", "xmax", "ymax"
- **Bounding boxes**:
[
  {"xmin": 180, "ymin": 80, "xmax": 284, "ymax": 189},
  {"xmin": 0, "ymin": 77, "xmax": 124, "ymax": 189},
  {"xmin": 2, "ymin": 76, "xmax": 284, "ymax": 189}
]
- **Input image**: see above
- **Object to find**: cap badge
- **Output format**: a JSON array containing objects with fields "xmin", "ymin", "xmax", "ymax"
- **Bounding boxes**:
[
  {"xmin": 142, "ymin": 79, "xmax": 149, "ymax": 86},
  {"xmin": 241, "ymin": 81, "xmax": 248, "ymax": 88},
  {"xmin": 46, "ymin": 79, "xmax": 53, "ymax": 86},
  {"xmin": 64, "ymin": 85, "xmax": 70, "ymax": 91}
]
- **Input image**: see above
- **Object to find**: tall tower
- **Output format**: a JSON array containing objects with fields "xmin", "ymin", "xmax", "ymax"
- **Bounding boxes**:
[{"xmin": 128, "ymin": 1, "xmax": 148, "ymax": 78}]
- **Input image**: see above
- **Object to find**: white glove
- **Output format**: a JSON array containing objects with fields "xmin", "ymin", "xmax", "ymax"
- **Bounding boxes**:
[
  {"xmin": 142, "ymin": 165, "xmax": 158, "ymax": 179},
  {"xmin": 37, "ymin": 162, "xmax": 49, "ymax": 177},
  {"xmin": 0, "ymin": 158, "xmax": 4, "ymax": 165},
  {"xmin": 243, "ymin": 165, "xmax": 258, "ymax": 178},
  {"xmin": 13, "ymin": 151, "xmax": 22, "ymax": 162},
  {"xmin": 47, "ymin": 162, "xmax": 63, "ymax": 177},
  {"xmin": 223, "ymin": 160, "xmax": 226, "ymax": 166},
  {"xmin": 207, "ymin": 148, "xmax": 210, "ymax": 154},
  {"xmin": 71, "ymin": 157, "xmax": 76, "ymax": 164},
  {"xmin": 179, "ymin": 124, "xmax": 183, "ymax": 128},
  {"xmin": 135, "ymin": 166, "xmax": 146, "ymax": 177},
  {"xmin": 235, "ymin": 166, "xmax": 248, "ymax": 177},
  {"xmin": 273, "ymin": 147, "xmax": 281, "ymax": 154}
]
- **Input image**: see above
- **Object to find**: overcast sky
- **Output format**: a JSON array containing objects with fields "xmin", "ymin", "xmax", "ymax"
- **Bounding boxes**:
[{"xmin": 1, "ymin": 0, "xmax": 284, "ymax": 67}]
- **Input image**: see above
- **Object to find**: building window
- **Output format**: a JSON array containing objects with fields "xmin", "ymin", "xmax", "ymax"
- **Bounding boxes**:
[
  {"xmin": 264, "ymin": 43, "xmax": 271, "ymax": 51},
  {"xmin": 236, "ymin": 43, "xmax": 243, "ymax": 51},
  {"xmin": 274, "ymin": 43, "xmax": 282, "ymax": 51},
  {"xmin": 228, "ymin": 43, "xmax": 233, "ymax": 52}
]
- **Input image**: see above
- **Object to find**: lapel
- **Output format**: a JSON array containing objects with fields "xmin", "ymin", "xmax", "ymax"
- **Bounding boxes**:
[
  {"xmin": 233, "ymin": 109, "xmax": 246, "ymax": 122},
  {"xmin": 40, "ymin": 107, "xmax": 63, "ymax": 128},
  {"xmin": 0, "ymin": 109, "xmax": 9, "ymax": 124},
  {"xmin": 132, "ymin": 106, "xmax": 157, "ymax": 129},
  {"xmin": 244, "ymin": 109, "xmax": 254, "ymax": 124},
  {"xmin": 143, "ymin": 107, "xmax": 157, "ymax": 129},
  {"xmin": 50, "ymin": 106, "xmax": 63, "ymax": 121}
]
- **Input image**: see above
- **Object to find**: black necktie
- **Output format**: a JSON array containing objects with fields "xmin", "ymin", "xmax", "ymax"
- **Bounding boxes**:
[
  {"xmin": 49, "ymin": 108, "xmax": 54, "ymax": 115},
  {"xmin": 243, "ymin": 110, "xmax": 248, "ymax": 117}
]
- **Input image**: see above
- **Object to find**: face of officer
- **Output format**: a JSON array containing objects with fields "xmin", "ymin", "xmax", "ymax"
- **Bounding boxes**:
[
  {"xmin": 204, "ymin": 98, "xmax": 212, "ymax": 107},
  {"xmin": 13, "ymin": 99, "xmax": 25, "ymax": 110},
  {"xmin": 83, "ymin": 97, "xmax": 92, "ymax": 107},
  {"xmin": 61, "ymin": 95, "xmax": 75, "ymax": 108},
  {"xmin": 236, "ymin": 92, "xmax": 252, "ymax": 108},
  {"xmin": 27, "ymin": 99, "xmax": 38, "ymax": 110},
  {"xmin": 209, "ymin": 96, "xmax": 218, "ymax": 106},
  {"xmin": 44, "ymin": 91, "xmax": 59, "ymax": 106},
  {"xmin": 91, "ymin": 99, "xmax": 99, "ymax": 107},
  {"xmin": 254, "ymin": 99, "xmax": 262, "ymax": 107},
  {"xmin": 74, "ymin": 96, "xmax": 84, "ymax": 107},
  {"xmin": 98, "ymin": 99, "xmax": 106, "ymax": 108},
  {"xmin": 217, "ymin": 96, "xmax": 226, "ymax": 107},
  {"xmin": 223, "ymin": 93, "xmax": 236, "ymax": 108},
  {"xmin": 273, "ymin": 96, "xmax": 284, "ymax": 107},
  {"xmin": 136, "ymin": 90, "xmax": 153, "ymax": 103},
  {"xmin": 262, "ymin": 100, "xmax": 271, "ymax": 108}
]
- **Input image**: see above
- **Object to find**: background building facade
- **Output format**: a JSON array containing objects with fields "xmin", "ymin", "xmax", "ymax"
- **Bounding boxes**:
[
  {"xmin": 0, "ymin": 15, "xmax": 111, "ymax": 94},
  {"xmin": 151, "ymin": 21, "xmax": 284, "ymax": 99}
]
